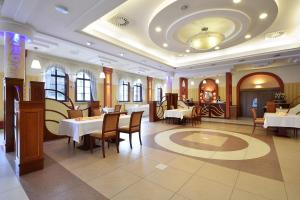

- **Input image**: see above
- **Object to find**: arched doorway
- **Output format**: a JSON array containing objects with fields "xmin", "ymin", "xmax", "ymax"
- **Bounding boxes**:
[{"xmin": 236, "ymin": 72, "xmax": 284, "ymax": 117}]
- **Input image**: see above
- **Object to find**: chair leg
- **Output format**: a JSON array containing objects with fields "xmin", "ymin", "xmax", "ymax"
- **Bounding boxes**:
[
  {"xmin": 138, "ymin": 131, "xmax": 142, "ymax": 146},
  {"xmin": 90, "ymin": 137, "xmax": 93, "ymax": 153},
  {"xmin": 102, "ymin": 139, "xmax": 105, "ymax": 158},
  {"xmin": 68, "ymin": 137, "xmax": 70, "ymax": 144},
  {"xmin": 116, "ymin": 133, "xmax": 120, "ymax": 153},
  {"xmin": 252, "ymin": 124, "xmax": 256, "ymax": 135},
  {"xmin": 129, "ymin": 133, "xmax": 132, "ymax": 149},
  {"xmin": 73, "ymin": 141, "xmax": 76, "ymax": 149},
  {"xmin": 107, "ymin": 140, "xmax": 110, "ymax": 149}
]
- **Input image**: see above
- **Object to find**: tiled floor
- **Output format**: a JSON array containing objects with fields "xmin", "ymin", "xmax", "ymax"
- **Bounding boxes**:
[{"xmin": 1, "ymin": 121, "xmax": 300, "ymax": 200}]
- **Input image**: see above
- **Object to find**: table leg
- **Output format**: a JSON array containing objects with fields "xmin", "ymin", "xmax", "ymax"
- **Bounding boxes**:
[{"xmin": 77, "ymin": 135, "xmax": 100, "ymax": 151}]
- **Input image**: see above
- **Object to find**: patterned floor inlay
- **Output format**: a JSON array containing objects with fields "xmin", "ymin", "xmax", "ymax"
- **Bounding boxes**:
[{"xmin": 145, "ymin": 127, "xmax": 283, "ymax": 181}]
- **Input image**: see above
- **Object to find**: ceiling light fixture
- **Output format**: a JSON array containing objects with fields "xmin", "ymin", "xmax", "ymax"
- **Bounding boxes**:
[
  {"xmin": 31, "ymin": 59, "xmax": 41, "ymax": 69},
  {"xmin": 100, "ymin": 63, "xmax": 106, "ymax": 79},
  {"xmin": 191, "ymin": 80, "xmax": 195, "ymax": 86},
  {"xmin": 86, "ymin": 42, "xmax": 92, "ymax": 46},
  {"xmin": 203, "ymin": 79, "xmax": 207, "ymax": 84},
  {"xmin": 155, "ymin": 27, "xmax": 162, "ymax": 32},
  {"xmin": 185, "ymin": 49, "xmax": 190, "ymax": 53},
  {"xmin": 259, "ymin": 13, "xmax": 268, "ymax": 20},
  {"xmin": 215, "ymin": 79, "xmax": 220, "ymax": 84},
  {"xmin": 245, "ymin": 34, "xmax": 252, "ymax": 39},
  {"xmin": 163, "ymin": 43, "xmax": 168, "ymax": 47},
  {"xmin": 55, "ymin": 5, "xmax": 69, "ymax": 15},
  {"xmin": 188, "ymin": 27, "xmax": 224, "ymax": 50},
  {"xmin": 214, "ymin": 46, "xmax": 220, "ymax": 50},
  {"xmin": 233, "ymin": 0, "xmax": 242, "ymax": 3},
  {"xmin": 119, "ymin": 53, "xmax": 124, "ymax": 56}
]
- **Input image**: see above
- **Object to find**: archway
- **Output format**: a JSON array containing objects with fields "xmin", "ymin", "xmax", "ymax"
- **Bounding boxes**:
[{"xmin": 236, "ymin": 72, "xmax": 284, "ymax": 117}]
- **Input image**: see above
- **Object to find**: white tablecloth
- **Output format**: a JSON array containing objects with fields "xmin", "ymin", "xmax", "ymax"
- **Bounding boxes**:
[
  {"xmin": 102, "ymin": 107, "xmax": 115, "ymax": 113},
  {"xmin": 164, "ymin": 108, "xmax": 192, "ymax": 120},
  {"xmin": 263, "ymin": 113, "xmax": 300, "ymax": 129},
  {"xmin": 58, "ymin": 115, "xmax": 130, "ymax": 142}
]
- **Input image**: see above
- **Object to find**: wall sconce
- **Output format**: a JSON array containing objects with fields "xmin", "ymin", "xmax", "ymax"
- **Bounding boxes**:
[
  {"xmin": 203, "ymin": 79, "xmax": 207, "ymax": 84},
  {"xmin": 215, "ymin": 79, "xmax": 220, "ymax": 84},
  {"xmin": 30, "ymin": 59, "xmax": 41, "ymax": 69},
  {"xmin": 99, "ymin": 72, "xmax": 105, "ymax": 79},
  {"xmin": 137, "ymin": 78, "xmax": 142, "ymax": 84},
  {"xmin": 190, "ymin": 80, "xmax": 195, "ymax": 86},
  {"xmin": 181, "ymin": 80, "xmax": 186, "ymax": 87}
]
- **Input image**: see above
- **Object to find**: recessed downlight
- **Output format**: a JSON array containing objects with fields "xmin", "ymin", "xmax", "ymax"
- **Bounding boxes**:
[
  {"xmin": 245, "ymin": 34, "xmax": 252, "ymax": 39},
  {"xmin": 55, "ymin": 5, "xmax": 69, "ymax": 15},
  {"xmin": 214, "ymin": 46, "xmax": 220, "ymax": 50},
  {"xmin": 233, "ymin": 0, "xmax": 242, "ymax": 4},
  {"xmin": 119, "ymin": 53, "xmax": 124, "ymax": 57},
  {"xmin": 155, "ymin": 27, "xmax": 162, "ymax": 32},
  {"xmin": 259, "ymin": 12, "xmax": 268, "ymax": 20},
  {"xmin": 163, "ymin": 43, "xmax": 168, "ymax": 47},
  {"xmin": 86, "ymin": 42, "xmax": 92, "ymax": 46},
  {"xmin": 185, "ymin": 49, "xmax": 190, "ymax": 53}
]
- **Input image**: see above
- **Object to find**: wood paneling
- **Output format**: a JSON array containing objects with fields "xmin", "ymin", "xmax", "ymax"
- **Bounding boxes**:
[
  {"xmin": 103, "ymin": 67, "xmax": 113, "ymax": 107},
  {"xmin": 4, "ymin": 78, "xmax": 24, "ymax": 152},
  {"xmin": 166, "ymin": 93, "xmax": 178, "ymax": 109},
  {"xmin": 149, "ymin": 101, "xmax": 158, "ymax": 122},
  {"xmin": 15, "ymin": 101, "xmax": 44, "ymax": 175},
  {"xmin": 30, "ymin": 81, "xmax": 45, "ymax": 101},
  {"xmin": 179, "ymin": 77, "xmax": 188, "ymax": 100},
  {"xmin": 226, "ymin": 72, "xmax": 232, "ymax": 119},
  {"xmin": 147, "ymin": 77, "xmax": 153, "ymax": 103}
]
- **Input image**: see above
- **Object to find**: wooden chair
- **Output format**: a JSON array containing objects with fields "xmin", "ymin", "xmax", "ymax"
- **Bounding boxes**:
[
  {"xmin": 89, "ymin": 113, "xmax": 120, "ymax": 158},
  {"xmin": 195, "ymin": 105, "xmax": 202, "ymax": 124},
  {"xmin": 250, "ymin": 108, "xmax": 265, "ymax": 135},
  {"xmin": 91, "ymin": 108, "xmax": 101, "ymax": 116},
  {"xmin": 67, "ymin": 109, "xmax": 83, "ymax": 148},
  {"xmin": 184, "ymin": 107, "xmax": 197, "ymax": 126},
  {"xmin": 119, "ymin": 111, "xmax": 143, "ymax": 149},
  {"xmin": 266, "ymin": 101, "xmax": 276, "ymax": 113},
  {"xmin": 114, "ymin": 104, "xmax": 122, "ymax": 112}
]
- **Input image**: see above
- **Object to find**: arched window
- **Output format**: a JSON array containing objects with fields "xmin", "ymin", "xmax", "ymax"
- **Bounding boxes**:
[
  {"xmin": 119, "ymin": 81, "xmax": 130, "ymax": 102},
  {"xmin": 45, "ymin": 66, "xmax": 68, "ymax": 101},
  {"xmin": 133, "ymin": 82, "xmax": 143, "ymax": 102},
  {"xmin": 75, "ymin": 72, "xmax": 91, "ymax": 102}
]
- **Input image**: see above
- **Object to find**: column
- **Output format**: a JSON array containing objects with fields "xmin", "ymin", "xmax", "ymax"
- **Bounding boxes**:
[
  {"xmin": 103, "ymin": 67, "xmax": 113, "ymax": 107},
  {"xmin": 147, "ymin": 77, "xmax": 153, "ymax": 103},
  {"xmin": 226, "ymin": 72, "xmax": 232, "ymax": 119}
]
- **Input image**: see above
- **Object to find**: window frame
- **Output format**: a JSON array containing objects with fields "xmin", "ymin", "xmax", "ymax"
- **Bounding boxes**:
[
  {"xmin": 157, "ymin": 87, "xmax": 163, "ymax": 102},
  {"xmin": 75, "ymin": 72, "xmax": 92, "ymax": 102},
  {"xmin": 119, "ymin": 81, "xmax": 130, "ymax": 102},
  {"xmin": 45, "ymin": 67, "xmax": 68, "ymax": 101},
  {"xmin": 133, "ymin": 83, "xmax": 143, "ymax": 102}
]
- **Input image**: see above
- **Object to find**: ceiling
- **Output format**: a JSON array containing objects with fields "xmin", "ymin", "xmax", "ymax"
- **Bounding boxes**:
[{"xmin": 1, "ymin": 0, "xmax": 300, "ymax": 78}]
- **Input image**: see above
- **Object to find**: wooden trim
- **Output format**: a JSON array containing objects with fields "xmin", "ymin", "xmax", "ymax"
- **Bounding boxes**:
[
  {"xmin": 236, "ymin": 72, "xmax": 284, "ymax": 116},
  {"xmin": 147, "ymin": 77, "xmax": 153, "ymax": 103},
  {"xmin": 179, "ymin": 77, "xmax": 188, "ymax": 100},
  {"xmin": 103, "ymin": 67, "xmax": 113, "ymax": 107}
]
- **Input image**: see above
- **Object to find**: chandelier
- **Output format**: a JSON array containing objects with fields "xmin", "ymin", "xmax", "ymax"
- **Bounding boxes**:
[{"xmin": 188, "ymin": 27, "xmax": 224, "ymax": 50}]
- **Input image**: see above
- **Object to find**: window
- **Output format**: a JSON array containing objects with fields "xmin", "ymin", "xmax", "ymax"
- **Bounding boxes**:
[
  {"xmin": 45, "ymin": 67, "xmax": 68, "ymax": 101},
  {"xmin": 156, "ymin": 87, "xmax": 163, "ymax": 102},
  {"xmin": 133, "ymin": 83, "xmax": 142, "ymax": 102},
  {"xmin": 76, "ymin": 72, "xmax": 91, "ymax": 102},
  {"xmin": 119, "ymin": 81, "xmax": 130, "ymax": 102}
]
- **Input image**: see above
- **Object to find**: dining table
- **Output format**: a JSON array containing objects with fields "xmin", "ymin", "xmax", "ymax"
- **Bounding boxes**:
[
  {"xmin": 264, "ymin": 112, "xmax": 300, "ymax": 136},
  {"xmin": 164, "ymin": 108, "xmax": 193, "ymax": 120},
  {"xmin": 58, "ymin": 115, "xmax": 131, "ymax": 150}
]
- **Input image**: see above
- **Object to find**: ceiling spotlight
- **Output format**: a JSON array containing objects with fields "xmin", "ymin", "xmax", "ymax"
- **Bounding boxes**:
[
  {"xmin": 214, "ymin": 46, "xmax": 220, "ymax": 50},
  {"xmin": 86, "ymin": 42, "xmax": 92, "ymax": 46},
  {"xmin": 215, "ymin": 79, "xmax": 220, "ymax": 84},
  {"xmin": 233, "ymin": 0, "xmax": 242, "ymax": 3},
  {"xmin": 155, "ymin": 27, "xmax": 162, "ymax": 32},
  {"xmin": 185, "ymin": 49, "xmax": 190, "ymax": 53},
  {"xmin": 163, "ymin": 43, "xmax": 168, "ymax": 47},
  {"xmin": 191, "ymin": 81, "xmax": 195, "ymax": 86},
  {"xmin": 259, "ymin": 12, "xmax": 268, "ymax": 20},
  {"xmin": 119, "ymin": 53, "xmax": 124, "ymax": 56},
  {"xmin": 245, "ymin": 34, "xmax": 252, "ymax": 39},
  {"xmin": 55, "ymin": 5, "xmax": 69, "ymax": 15}
]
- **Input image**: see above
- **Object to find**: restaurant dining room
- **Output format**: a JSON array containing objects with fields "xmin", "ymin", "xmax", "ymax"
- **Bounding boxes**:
[{"xmin": 1, "ymin": 0, "xmax": 300, "ymax": 200}]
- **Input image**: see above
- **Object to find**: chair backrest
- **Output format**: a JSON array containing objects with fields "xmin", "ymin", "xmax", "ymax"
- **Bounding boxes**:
[
  {"xmin": 91, "ymin": 109, "xmax": 101, "ymax": 116},
  {"xmin": 130, "ymin": 111, "xmax": 143, "ymax": 131},
  {"xmin": 196, "ymin": 105, "xmax": 201, "ymax": 116},
  {"xmin": 102, "ymin": 113, "xmax": 120, "ymax": 134},
  {"xmin": 67, "ymin": 110, "xmax": 83, "ymax": 119},
  {"xmin": 266, "ymin": 101, "xmax": 276, "ymax": 113},
  {"xmin": 250, "ymin": 108, "xmax": 257, "ymax": 122},
  {"xmin": 191, "ymin": 106, "xmax": 197, "ymax": 117},
  {"xmin": 114, "ymin": 104, "xmax": 122, "ymax": 112}
]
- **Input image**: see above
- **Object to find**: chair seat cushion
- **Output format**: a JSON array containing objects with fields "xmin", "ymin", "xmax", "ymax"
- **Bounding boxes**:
[
  {"xmin": 90, "ymin": 130, "xmax": 117, "ymax": 138},
  {"xmin": 255, "ymin": 118, "xmax": 265, "ymax": 124},
  {"xmin": 119, "ymin": 126, "xmax": 139, "ymax": 133}
]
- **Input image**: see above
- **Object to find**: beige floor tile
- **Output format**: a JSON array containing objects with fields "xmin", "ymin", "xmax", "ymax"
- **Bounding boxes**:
[
  {"xmin": 235, "ymin": 172, "xmax": 287, "ymax": 200},
  {"xmin": 196, "ymin": 163, "xmax": 239, "ymax": 186},
  {"xmin": 285, "ymin": 183, "xmax": 300, "ymax": 200},
  {"xmin": 168, "ymin": 155, "xmax": 204, "ymax": 174},
  {"xmin": 281, "ymin": 166, "xmax": 300, "ymax": 185},
  {"xmin": 121, "ymin": 158, "xmax": 159, "ymax": 177},
  {"xmin": 145, "ymin": 166, "xmax": 192, "ymax": 192},
  {"xmin": 230, "ymin": 189, "xmax": 269, "ymax": 200},
  {"xmin": 88, "ymin": 168, "xmax": 141, "ymax": 198},
  {"xmin": 111, "ymin": 179, "xmax": 174, "ymax": 200},
  {"xmin": 178, "ymin": 175, "xmax": 233, "ymax": 200},
  {"xmin": 144, "ymin": 149, "xmax": 177, "ymax": 163},
  {"xmin": 0, "ymin": 175, "xmax": 21, "ymax": 193},
  {"xmin": 170, "ymin": 194, "xmax": 190, "ymax": 200},
  {"xmin": 0, "ymin": 186, "xmax": 29, "ymax": 200}
]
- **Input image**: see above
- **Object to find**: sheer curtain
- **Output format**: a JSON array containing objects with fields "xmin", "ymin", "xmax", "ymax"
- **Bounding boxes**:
[{"xmin": 77, "ymin": 69, "xmax": 97, "ymax": 101}]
